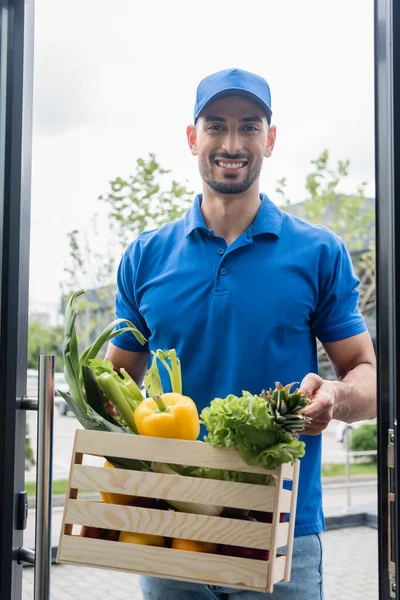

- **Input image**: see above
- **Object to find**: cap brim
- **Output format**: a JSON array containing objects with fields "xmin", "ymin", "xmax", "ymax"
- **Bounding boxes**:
[{"xmin": 195, "ymin": 88, "xmax": 272, "ymax": 124}]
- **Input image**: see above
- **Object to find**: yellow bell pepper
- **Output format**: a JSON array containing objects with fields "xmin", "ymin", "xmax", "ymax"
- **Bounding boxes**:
[
  {"xmin": 118, "ymin": 531, "xmax": 164, "ymax": 546},
  {"xmin": 100, "ymin": 460, "xmax": 136, "ymax": 505},
  {"xmin": 133, "ymin": 393, "xmax": 200, "ymax": 440}
]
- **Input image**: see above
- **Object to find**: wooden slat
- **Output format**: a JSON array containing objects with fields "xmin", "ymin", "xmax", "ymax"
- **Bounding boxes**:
[
  {"xmin": 56, "ymin": 434, "xmax": 83, "ymax": 563},
  {"xmin": 75, "ymin": 430, "xmax": 291, "ymax": 476},
  {"xmin": 65, "ymin": 500, "xmax": 273, "ymax": 549},
  {"xmin": 275, "ymin": 522, "xmax": 290, "ymax": 548},
  {"xmin": 273, "ymin": 556, "xmax": 286, "ymax": 584},
  {"xmin": 58, "ymin": 535, "xmax": 269, "ymax": 591},
  {"xmin": 265, "ymin": 462, "xmax": 285, "ymax": 592},
  {"xmin": 71, "ymin": 464, "xmax": 290, "ymax": 512},
  {"xmin": 284, "ymin": 460, "xmax": 300, "ymax": 582},
  {"xmin": 281, "ymin": 462, "xmax": 294, "ymax": 480}
]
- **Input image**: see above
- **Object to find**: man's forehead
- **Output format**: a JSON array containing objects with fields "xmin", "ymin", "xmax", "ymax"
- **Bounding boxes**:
[{"xmin": 199, "ymin": 95, "xmax": 268, "ymax": 121}]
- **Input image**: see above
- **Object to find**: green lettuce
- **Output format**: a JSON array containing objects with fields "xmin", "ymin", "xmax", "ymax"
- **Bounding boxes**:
[{"xmin": 200, "ymin": 391, "xmax": 305, "ymax": 471}]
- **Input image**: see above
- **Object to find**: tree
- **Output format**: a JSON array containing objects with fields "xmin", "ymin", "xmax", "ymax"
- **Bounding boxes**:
[
  {"xmin": 27, "ymin": 320, "xmax": 64, "ymax": 372},
  {"xmin": 98, "ymin": 152, "xmax": 193, "ymax": 249},
  {"xmin": 276, "ymin": 150, "xmax": 375, "ymax": 377},
  {"xmin": 61, "ymin": 153, "xmax": 194, "ymax": 348},
  {"xmin": 62, "ymin": 153, "xmax": 193, "ymax": 294}
]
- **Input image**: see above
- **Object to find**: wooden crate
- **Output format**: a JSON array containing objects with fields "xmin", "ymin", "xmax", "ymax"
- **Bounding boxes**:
[{"xmin": 57, "ymin": 429, "xmax": 300, "ymax": 593}]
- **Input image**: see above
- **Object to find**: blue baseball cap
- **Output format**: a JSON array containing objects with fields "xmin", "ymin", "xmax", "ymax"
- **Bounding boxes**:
[{"xmin": 194, "ymin": 68, "xmax": 272, "ymax": 124}]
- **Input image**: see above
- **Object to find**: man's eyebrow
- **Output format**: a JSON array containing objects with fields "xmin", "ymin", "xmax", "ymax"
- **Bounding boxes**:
[
  {"xmin": 202, "ymin": 115, "xmax": 264, "ymax": 123},
  {"xmin": 203, "ymin": 115, "xmax": 226, "ymax": 123},
  {"xmin": 240, "ymin": 116, "xmax": 264, "ymax": 123}
]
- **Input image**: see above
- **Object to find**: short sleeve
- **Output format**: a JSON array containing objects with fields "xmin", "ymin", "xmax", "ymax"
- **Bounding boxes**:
[
  {"xmin": 311, "ymin": 239, "xmax": 367, "ymax": 343},
  {"xmin": 111, "ymin": 244, "xmax": 150, "ymax": 352}
]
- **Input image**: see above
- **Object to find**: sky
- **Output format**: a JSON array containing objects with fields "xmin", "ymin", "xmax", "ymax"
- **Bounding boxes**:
[{"xmin": 29, "ymin": 0, "xmax": 375, "ymax": 316}]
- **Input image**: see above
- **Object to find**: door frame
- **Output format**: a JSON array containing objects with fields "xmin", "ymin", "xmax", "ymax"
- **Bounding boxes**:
[
  {"xmin": 0, "ymin": 0, "xmax": 34, "ymax": 598},
  {"xmin": 0, "ymin": 0, "xmax": 399, "ymax": 598},
  {"xmin": 375, "ymin": 0, "xmax": 400, "ymax": 597}
]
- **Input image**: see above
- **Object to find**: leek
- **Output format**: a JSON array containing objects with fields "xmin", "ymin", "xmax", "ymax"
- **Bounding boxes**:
[{"xmin": 96, "ymin": 372, "xmax": 138, "ymax": 433}]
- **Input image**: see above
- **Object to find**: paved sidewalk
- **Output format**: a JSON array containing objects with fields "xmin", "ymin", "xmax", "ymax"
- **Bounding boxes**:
[{"xmin": 22, "ymin": 526, "xmax": 378, "ymax": 599}]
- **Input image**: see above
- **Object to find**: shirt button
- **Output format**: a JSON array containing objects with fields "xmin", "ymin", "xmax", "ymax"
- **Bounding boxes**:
[
  {"xmin": 220, "ymin": 268, "xmax": 228, "ymax": 275},
  {"xmin": 217, "ymin": 248, "xmax": 224, "ymax": 255}
]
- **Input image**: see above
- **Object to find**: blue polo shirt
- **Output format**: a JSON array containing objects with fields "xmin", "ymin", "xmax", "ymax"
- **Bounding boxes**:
[{"xmin": 111, "ymin": 193, "xmax": 367, "ymax": 536}]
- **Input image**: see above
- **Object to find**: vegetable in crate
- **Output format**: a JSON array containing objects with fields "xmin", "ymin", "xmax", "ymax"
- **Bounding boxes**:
[
  {"xmin": 59, "ymin": 290, "xmax": 146, "ymax": 435},
  {"xmin": 172, "ymin": 539, "xmax": 217, "ymax": 553},
  {"xmin": 135, "ymin": 349, "xmax": 200, "ymax": 440},
  {"xmin": 134, "ymin": 393, "xmax": 200, "ymax": 440},
  {"xmin": 118, "ymin": 532, "xmax": 165, "ymax": 547},
  {"xmin": 260, "ymin": 382, "xmax": 311, "ymax": 435},
  {"xmin": 80, "ymin": 526, "xmax": 119, "ymax": 541},
  {"xmin": 200, "ymin": 387, "xmax": 309, "ymax": 471},
  {"xmin": 59, "ymin": 290, "xmax": 151, "ymax": 472}
]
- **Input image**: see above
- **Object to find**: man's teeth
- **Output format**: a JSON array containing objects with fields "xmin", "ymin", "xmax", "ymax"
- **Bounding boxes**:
[{"xmin": 216, "ymin": 161, "xmax": 245, "ymax": 169}]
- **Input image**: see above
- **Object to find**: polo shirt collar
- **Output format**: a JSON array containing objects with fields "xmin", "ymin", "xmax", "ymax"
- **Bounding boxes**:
[
  {"xmin": 184, "ymin": 195, "xmax": 209, "ymax": 236},
  {"xmin": 184, "ymin": 193, "xmax": 283, "ymax": 238},
  {"xmin": 250, "ymin": 194, "xmax": 283, "ymax": 238}
]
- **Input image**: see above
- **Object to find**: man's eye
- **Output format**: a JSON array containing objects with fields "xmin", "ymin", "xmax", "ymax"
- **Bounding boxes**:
[
  {"xmin": 208, "ymin": 125, "xmax": 223, "ymax": 131},
  {"xmin": 244, "ymin": 125, "xmax": 258, "ymax": 131}
]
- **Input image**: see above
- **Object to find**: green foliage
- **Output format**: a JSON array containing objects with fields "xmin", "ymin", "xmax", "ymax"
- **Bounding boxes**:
[
  {"xmin": 63, "ymin": 153, "xmax": 193, "ymax": 295},
  {"xmin": 62, "ymin": 154, "xmax": 194, "ymax": 349},
  {"xmin": 350, "ymin": 424, "xmax": 377, "ymax": 463},
  {"xmin": 62, "ymin": 221, "xmax": 116, "ymax": 295},
  {"xmin": 276, "ymin": 150, "xmax": 376, "ymax": 378},
  {"xmin": 28, "ymin": 320, "xmax": 64, "ymax": 372},
  {"xmin": 99, "ymin": 152, "xmax": 193, "ymax": 249},
  {"xmin": 276, "ymin": 149, "xmax": 374, "ymax": 251},
  {"xmin": 321, "ymin": 461, "xmax": 377, "ymax": 478}
]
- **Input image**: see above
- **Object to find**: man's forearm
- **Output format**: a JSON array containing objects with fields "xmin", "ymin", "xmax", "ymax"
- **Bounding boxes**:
[{"xmin": 332, "ymin": 362, "xmax": 377, "ymax": 423}]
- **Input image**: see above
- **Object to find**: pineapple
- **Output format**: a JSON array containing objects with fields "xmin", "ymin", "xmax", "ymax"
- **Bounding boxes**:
[{"xmin": 261, "ymin": 382, "xmax": 311, "ymax": 435}]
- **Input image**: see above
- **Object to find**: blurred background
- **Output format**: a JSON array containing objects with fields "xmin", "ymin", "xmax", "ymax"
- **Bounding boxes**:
[{"xmin": 24, "ymin": 1, "xmax": 378, "ymax": 597}]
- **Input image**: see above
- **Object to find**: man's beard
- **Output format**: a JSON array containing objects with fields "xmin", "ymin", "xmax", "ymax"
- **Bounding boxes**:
[{"xmin": 198, "ymin": 156, "xmax": 262, "ymax": 194}]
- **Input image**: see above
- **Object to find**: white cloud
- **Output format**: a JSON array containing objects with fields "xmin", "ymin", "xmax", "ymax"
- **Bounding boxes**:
[{"xmin": 29, "ymin": 0, "xmax": 375, "ymax": 310}]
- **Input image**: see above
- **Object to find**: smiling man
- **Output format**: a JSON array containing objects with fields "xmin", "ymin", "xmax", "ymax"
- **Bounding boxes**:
[{"xmin": 107, "ymin": 68, "xmax": 376, "ymax": 600}]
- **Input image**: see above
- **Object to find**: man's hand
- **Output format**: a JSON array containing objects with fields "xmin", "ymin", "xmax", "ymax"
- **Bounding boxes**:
[
  {"xmin": 298, "ymin": 373, "xmax": 336, "ymax": 436},
  {"xmin": 103, "ymin": 393, "xmax": 119, "ymax": 418}
]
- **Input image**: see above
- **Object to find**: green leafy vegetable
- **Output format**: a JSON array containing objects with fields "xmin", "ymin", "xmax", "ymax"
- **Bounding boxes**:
[
  {"xmin": 61, "ymin": 289, "xmax": 146, "ymax": 433},
  {"xmin": 200, "ymin": 391, "xmax": 306, "ymax": 471}
]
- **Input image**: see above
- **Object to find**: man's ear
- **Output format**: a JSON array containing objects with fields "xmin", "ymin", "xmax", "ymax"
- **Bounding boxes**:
[
  {"xmin": 186, "ymin": 124, "xmax": 198, "ymax": 156},
  {"xmin": 265, "ymin": 125, "xmax": 277, "ymax": 158}
]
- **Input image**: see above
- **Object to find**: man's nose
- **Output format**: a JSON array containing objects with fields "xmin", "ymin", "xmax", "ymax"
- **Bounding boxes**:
[{"xmin": 221, "ymin": 129, "xmax": 241, "ymax": 155}]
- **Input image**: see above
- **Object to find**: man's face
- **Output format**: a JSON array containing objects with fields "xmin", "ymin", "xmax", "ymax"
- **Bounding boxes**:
[{"xmin": 187, "ymin": 96, "xmax": 276, "ymax": 195}]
